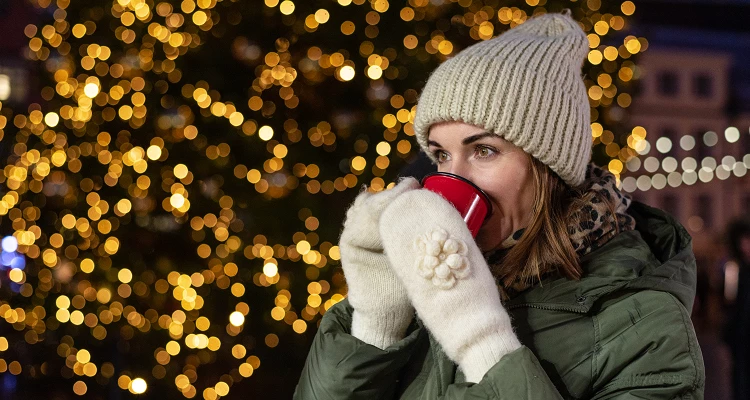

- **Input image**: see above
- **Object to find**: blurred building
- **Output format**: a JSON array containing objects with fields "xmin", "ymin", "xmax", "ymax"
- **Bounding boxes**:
[
  {"xmin": 622, "ymin": 6, "xmax": 750, "ymax": 397},
  {"xmin": 622, "ymin": 23, "xmax": 750, "ymax": 266}
]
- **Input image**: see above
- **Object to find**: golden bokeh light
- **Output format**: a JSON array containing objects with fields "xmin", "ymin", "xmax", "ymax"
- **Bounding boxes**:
[
  {"xmin": 130, "ymin": 378, "xmax": 147, "ymax": 394},
  {"xmin": 229, "ymin": 311, "xmax": 245, "ymax": 327}
]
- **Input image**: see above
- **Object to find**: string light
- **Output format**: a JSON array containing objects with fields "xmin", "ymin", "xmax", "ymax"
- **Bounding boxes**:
[{"xmin": 621, "ymin": 150, "xmax": 750, "ymax": 192}]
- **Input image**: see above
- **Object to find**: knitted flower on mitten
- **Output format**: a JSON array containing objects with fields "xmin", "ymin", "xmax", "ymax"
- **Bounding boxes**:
[
  {"xmin": 415, "ymin": 228, "xmax": 470, "ymax": 290},
  {"xmin": 380, "ymin": 189, "xmax": 522, "ymax": 382}
]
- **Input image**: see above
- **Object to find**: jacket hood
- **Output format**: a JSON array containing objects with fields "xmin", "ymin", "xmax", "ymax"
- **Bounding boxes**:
[{"xmin": 506, "ymin": 201, "xmax": 697, "ymax": 312}]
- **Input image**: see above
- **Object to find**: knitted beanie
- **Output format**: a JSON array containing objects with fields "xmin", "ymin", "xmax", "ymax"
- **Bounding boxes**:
[{"xmin": 413, "ymin": 11, "xmax": 592, "ymax": 187}]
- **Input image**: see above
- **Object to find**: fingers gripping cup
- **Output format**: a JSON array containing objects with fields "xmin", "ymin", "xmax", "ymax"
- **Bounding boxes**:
[{"xmin": 420, "ymin": 172, "xmax": 493, "ymax": 238}]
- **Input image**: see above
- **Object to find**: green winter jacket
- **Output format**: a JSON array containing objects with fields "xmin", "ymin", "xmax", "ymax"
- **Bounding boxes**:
[{"xmin": 294, "ymin": 202, "xmax": 705, "ymax": 399}]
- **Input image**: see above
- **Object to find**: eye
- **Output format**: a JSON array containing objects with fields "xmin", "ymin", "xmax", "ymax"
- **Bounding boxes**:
[
  {"xmin": 434, "ymin": 150, "xmax": 450, "ymax": 163},
  {"xmin": 475, "ymin": 145, "xmax": 497, "ymax": 159}
]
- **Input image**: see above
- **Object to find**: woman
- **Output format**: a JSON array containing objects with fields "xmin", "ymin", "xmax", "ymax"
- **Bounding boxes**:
[{"xmin": 295, "ymin": 11, "xmax": 705, "ymax": 399}]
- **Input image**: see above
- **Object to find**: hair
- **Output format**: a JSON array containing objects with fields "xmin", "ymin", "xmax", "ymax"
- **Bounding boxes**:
[{"xmin": 491, "ymin": 155, "xmax": 620, "ymax": 288}]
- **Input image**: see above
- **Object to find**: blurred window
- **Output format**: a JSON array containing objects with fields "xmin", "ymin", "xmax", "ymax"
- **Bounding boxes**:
[
  {"xmin": 658, "ymin": 71, "xmax": 679, "ymax": 96},
  {"xmin": 662, "ymin": 193, "xmax": 680, "ymax": 219},
  {"xmin": 696, "ymin": 194, "xmax": 712, "ymax": 229},
  {"xmin": 693, "ymin": 73, "xmax": 713, "ymax": 98}
]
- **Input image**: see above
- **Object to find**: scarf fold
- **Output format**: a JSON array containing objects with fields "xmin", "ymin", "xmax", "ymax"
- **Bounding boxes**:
[{"xmin": 484, "ymin": 164, "xmax": 636, "ymax": 298}]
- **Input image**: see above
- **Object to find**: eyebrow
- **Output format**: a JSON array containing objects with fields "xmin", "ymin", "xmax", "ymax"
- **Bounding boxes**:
[{"xmin": 427, "ymin": 131, "xmax": 496, "ymax": 148}]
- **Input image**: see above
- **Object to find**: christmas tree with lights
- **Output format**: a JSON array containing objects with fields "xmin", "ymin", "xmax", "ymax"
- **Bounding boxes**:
[{"xmin": 0, "ymin": 0, "xmax": 642, "ymax": 398}]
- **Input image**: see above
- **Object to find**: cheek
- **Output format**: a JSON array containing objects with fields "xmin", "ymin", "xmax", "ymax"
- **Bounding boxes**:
[{"xmin": 476, "ymin": 165, "xmax": 532, "ymax": 209}]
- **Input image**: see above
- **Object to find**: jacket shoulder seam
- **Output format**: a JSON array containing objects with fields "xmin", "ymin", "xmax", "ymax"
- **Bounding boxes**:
[
  {"xmin": 591, "ymin": 290, "xmax": 702, "ymax": 395},
  {"xmin": 668, "ymin": 292, "xmax": 703, "ymax": 392},
  {"xmin": 598, "ymin": 373, "xmax": 699, "ymax": 393},
  {"xmin": 591, "ymin": 311, "xmax": 600, "ymax": 396}
]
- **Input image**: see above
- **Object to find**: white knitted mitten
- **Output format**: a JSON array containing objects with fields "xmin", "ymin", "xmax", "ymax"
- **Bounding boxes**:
[
  {"xmin": 339, "ymin": 177, "xmax": 421, "ymax": 349},
  {"xmin": 379, "ymin": 189, "xmax": 522, "ymax": 382}
]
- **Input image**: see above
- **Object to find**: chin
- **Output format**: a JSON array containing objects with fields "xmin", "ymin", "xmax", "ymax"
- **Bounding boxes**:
[
  {"xmin": 476, "ymin": 220, "xmax": 510, "ymax": 251},
  {"xmin": 475, "ymin": 230, "xmax": 499, "ymax": 252}
]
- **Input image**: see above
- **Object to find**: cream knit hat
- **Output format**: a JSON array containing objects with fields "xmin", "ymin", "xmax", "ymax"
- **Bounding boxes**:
[{"xmin": 414, "ymin": 11, "xmax": 592, "ymax": 187}]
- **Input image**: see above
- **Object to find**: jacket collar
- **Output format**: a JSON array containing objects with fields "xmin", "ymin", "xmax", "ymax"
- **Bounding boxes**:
[{"xmin": 504, "ymin": 201, "xmax": 696, "ymax": 313}]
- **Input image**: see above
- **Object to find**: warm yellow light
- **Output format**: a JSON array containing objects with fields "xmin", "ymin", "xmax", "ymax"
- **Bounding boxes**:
[
  {"xmin": 271, "ymin": 307, "xmax": 285, "ymax": 320},
  {"xmin": 116, "ymin": 199, "xmax": 132, "ymax": 214},
  {"xmin": 263, "ymin": 263, "xmax": 278, "ymax": 278},
  {"xmin": 621, "ymin": 1, "xmax": 636, "ymax": 15},
  {"xmin": 587, "ymin": 34, "xmax": 600, "ymax": 49},
  {"xmin": 166, "ymin": 341, "xmax": 180, "ymax": 356},
  {"xmin": 632, "ymin": 126, "xmax": 647, "ymax": 140},
  {"xmin": 314, "ymin": 9, "xmax": 329, "ymax": 23},
  {"xmin": 625, "ymin": 38, "xmax": 641, "ymax": 54},
  {"xmin": 339, "ymin": 66, "xmax": 355, "ymax": 81},
  {"xmin": 76, "ymin": 349, "xmax": 91, "ymax": 364},
  {"xmin": 9, "ymin": 269, "xmax": 23, "ymax": 283},
  {"xmin": 229, "ymin": 311, "xmax": 245, "ymax": 327},
  {"xmin": 83, "ymin": 83, "xmax": 99, "ymax": 98},
  {"xmin": 351, "ymin": 156, "xmax": 366, "ymax": 171},
  {"xmin": 44, "ymin": 112, "xmax": 59, "ymax": 127},
  {"xmin": 193, "ymin": 10, "xmax": 208, "ymax": 25},
  {"xmin": 608, "ymin": 159, "xmax": 623, "ymax": 174},
  {"xmin": 259, "ymin": 126, "xmax": 274, "ymax": 141},
  {"xmin": 73, "ymin": 381, "xmax": 87, "ymax": 395},
  {"xmin": 56, "ymin": 309, "xmax": 70, "ymax": 322},
  {"xmin": 239, "ymin": 363, "xmax": 254, "ymax": 377},
  {"xmin": 146, "ymin": 145, "xmax": 162, "ymax": 160},
  {"xmin": 72, "ymin": 24, "xmax": 86, "ymax": 38},
  {"xmin": 175, "ymin": 374, "xmax": 190, "ymax": 389},
  {"xmin": 588, "ymin": 50, "xmax": 603, "ymax": 65},
  {"xmin": 172, "ymin": 164, "xmax": 188, "ymax": 180},
  {"xmin": 329, "ymin": 246, "xmax": 340, "ymax": 260},
  {"xmin": 104, "ymin": 237, "xmax": 120, "ymax": 255},
  {"xmin": 56, "ymin": 295, "xmax": 70, "ymax": 309},
  {"xmin": 229, "ymin": 112, "xmax": 244, "ymax": 126},
  {"xmin": 0, "ymin": 75, "xmax": 9, "ymax": 101},
  {"xmin": 280, "ymin": 0, "xmax": 295, "ymax": 14},
  {"xmin": 438, "ymin": 40, "xmax": 453, "ymax": 55},
  {"xmin": 81, "ymin": 258, "xmax": 96, "ymax": 273},
  {"xmin": 130, "ymin": 378, "xmax": 147, "ymax": 394},
  {"xmin": 293, "ymin": 319, "xmax": 307, "ymax": 333},
  {"xmin": 215, "ymin": 382, "xmax": 230, "ymax": 396},
  {"xmin": 96, "ymin": 288, "xmax": 111, "ymax": 303},
  {"xmin": 367, "ymin": 65, "xmax": 383, "ymax": 80},
  {"xmin": 376, "ymin": 141, "xmax": 391, "ymax": 156},
  {"xmin": 296, "ymin": 240, "xmax": 311, "ymax": 255},
  {"xmin": 591, "ymin": 123, "xmax": 604, "ymax": 138},
  {"xmin": 170, "ymin": 193, "xmax": 186, "ymax": 208},
  {"xmin": 70, "ymin": 310, "xmax": 84, "ymax": 325},
  {"xmin": 118, "ymin": 268, "xmax": 133, "ymax": 284},
  {"xmin": 207, "ymin": 336, "xmax": 221, "ymax": 351},
  {"xmin": 594, "ymin": 21, "xmax": 609, "ymax": 36},
  {"xmin": 603, "ymin": 46, "xmax": 619, "ymax": 61}
]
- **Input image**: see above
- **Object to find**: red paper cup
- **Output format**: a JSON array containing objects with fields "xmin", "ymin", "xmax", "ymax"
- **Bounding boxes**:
[{"xmin": 420, "ymin": 172, "xmax": 493, "ymax": 238}]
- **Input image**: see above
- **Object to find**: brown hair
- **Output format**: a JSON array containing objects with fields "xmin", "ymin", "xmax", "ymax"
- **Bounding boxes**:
[{"xmin": 492, "ymin": 156, "xmax": 619, "ymax": 288}]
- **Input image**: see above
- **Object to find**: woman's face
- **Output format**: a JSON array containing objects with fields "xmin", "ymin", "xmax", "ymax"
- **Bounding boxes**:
[{"xmin": 427, "ymin": 121, "xmax": 536, "ymax": 251}]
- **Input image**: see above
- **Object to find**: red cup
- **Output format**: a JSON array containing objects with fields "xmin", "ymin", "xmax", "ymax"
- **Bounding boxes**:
[{"xmin": 420, "ymin": 172, "xmax": 493, "ymax": 238}]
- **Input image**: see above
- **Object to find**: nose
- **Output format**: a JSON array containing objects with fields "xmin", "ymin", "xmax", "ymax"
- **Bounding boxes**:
[{"xmin": 448, "ymin": 159, "xmax": 473, "ymax": 182}]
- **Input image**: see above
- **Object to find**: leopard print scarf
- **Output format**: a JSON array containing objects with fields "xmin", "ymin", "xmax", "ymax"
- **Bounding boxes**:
[{"xmin": 484, "ymin": 164, "xmax": 636, "ymax": 299}]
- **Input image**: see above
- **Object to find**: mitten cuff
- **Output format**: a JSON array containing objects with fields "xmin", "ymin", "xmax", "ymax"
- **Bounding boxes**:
[
  {"xmin": 458, "ymin": 331, "xmax": 522, "ymax": 383},
  {"xmin": 351, "ymin": 306, "xmax": 415, "ymax": 350}
]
